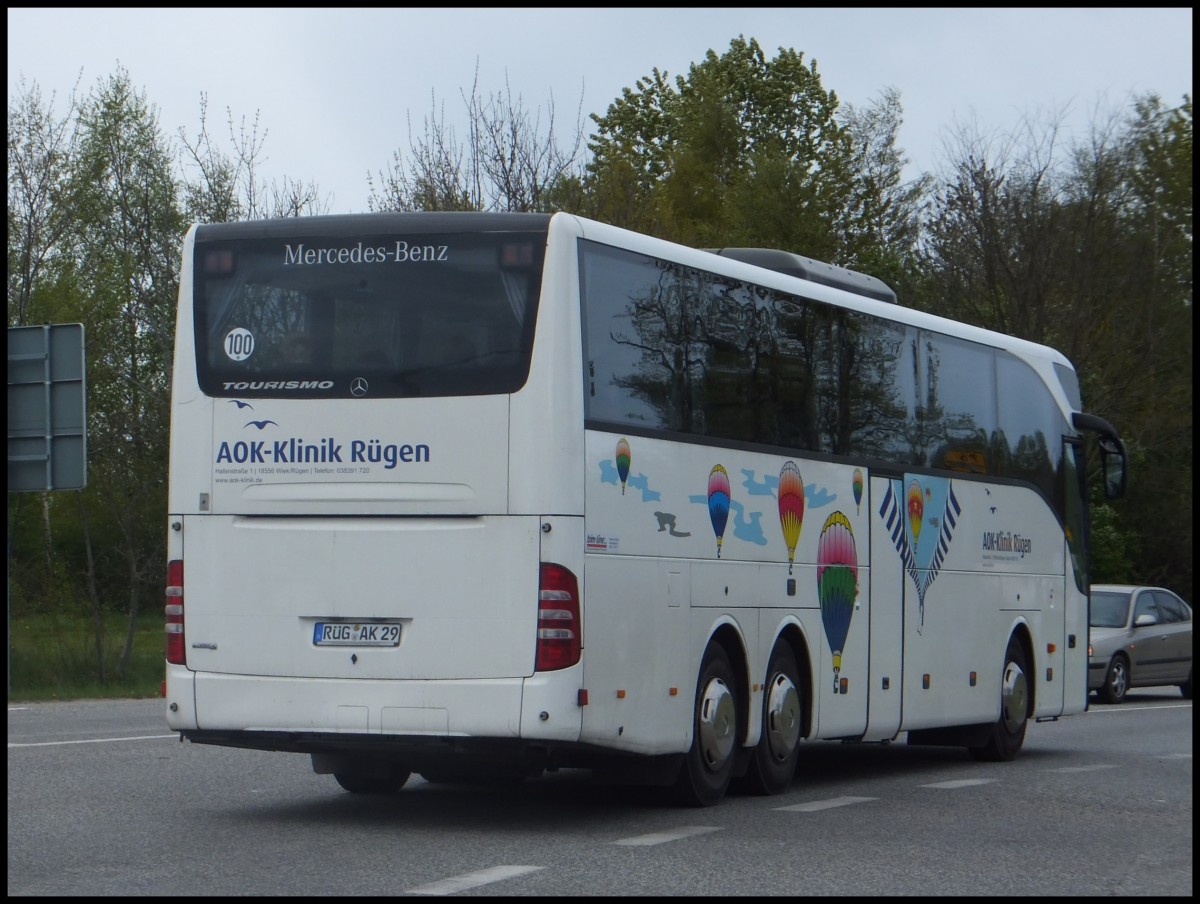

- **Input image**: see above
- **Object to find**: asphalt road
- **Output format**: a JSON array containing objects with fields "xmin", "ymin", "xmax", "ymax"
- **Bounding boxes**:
[{"xmin": 7, "ymin": 687, "xmax": 1192, "ymax": 896}]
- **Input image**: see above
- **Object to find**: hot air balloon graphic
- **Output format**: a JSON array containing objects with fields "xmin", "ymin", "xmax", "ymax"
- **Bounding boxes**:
[
  {"xmin": 817, "ymin": 511, "xmax": 858, "ymax": 694},
  {"xmin": 852, "ymin": 468, "xmax": 864, "ymax": 515},
  {"xmin": 615, "ymin": 438, "xmax": 631, "ymax": 494},
  {"xmin": 907, "ymin": 479, "xmax": 924, "ymax": 546},
  {"xmin": 777, "ymin": 461, "xmax": 805, "ymax": 574},
  {"xmin": 707, "ymin": 465, "xmax": 731, "ymax": 558}
]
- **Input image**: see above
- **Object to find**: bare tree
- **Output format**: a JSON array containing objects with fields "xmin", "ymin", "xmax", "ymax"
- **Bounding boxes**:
[
  {"xmin": 368, "ymin": 62, "xmax": 586, "ymax": 213},
  {"xmin": 179, "ymin": 93, "xmax": 329, "ymax": 222}
]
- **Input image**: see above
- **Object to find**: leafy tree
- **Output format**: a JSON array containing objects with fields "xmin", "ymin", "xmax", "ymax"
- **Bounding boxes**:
[{"xmin": 58, "ymin": 66, "xmax": 186, "ymax": 677}]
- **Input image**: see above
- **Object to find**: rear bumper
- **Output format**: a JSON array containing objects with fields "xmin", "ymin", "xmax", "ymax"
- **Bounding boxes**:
[{"xmin": 165, "ymin": 665, "xmax": 583, "ymax": 742}]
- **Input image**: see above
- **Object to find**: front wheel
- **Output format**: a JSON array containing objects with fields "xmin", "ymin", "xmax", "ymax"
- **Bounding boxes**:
[
  {"xmin": 1179, "ymin": 669, "xmax": 1192, "ymax": 701},
  {"xmin": 674, "ymin": 643, "xmax": 740, "ymax": 807},
  {"xmin": 738, "ymin": 643, "xmax": 802, "ymax": 795},
  {"xmin": 969, "ymin": 636, "xmax": 1029, "ymax": 762},
  {"xmin": 1098, "ymin": 655, "xmax": 1129, "ymax": 704}
]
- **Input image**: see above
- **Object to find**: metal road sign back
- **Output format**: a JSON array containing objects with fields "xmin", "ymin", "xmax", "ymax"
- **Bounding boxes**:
[{"xmin": 7, "ymin": 323, "xmax": 87, "ymax": 492}]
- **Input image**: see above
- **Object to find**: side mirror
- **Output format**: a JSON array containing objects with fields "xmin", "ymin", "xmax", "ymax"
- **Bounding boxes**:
[
  {"xmin": 1133, "ymin": 613, "xmax": 1158, "ymax": 628},
  {"xmin": 1098, "ymin": 435, "xmax": 1127, "ymax": 500}
]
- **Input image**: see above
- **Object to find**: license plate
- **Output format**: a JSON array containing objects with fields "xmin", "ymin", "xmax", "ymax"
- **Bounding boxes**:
[{"xmin": 313, "ymin": 622, "xmax": 401, "ymax": 647}]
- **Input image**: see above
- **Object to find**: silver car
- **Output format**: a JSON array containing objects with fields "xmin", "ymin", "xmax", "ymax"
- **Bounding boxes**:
[{"xmin": 1089, "ymin": 584, "xmax": 1193, "ymax": 704}]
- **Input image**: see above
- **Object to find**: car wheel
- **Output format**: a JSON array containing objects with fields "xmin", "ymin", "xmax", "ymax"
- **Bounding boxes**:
[
  {"xmin": 1180, "ymin": 668, "xmax": 1192, "ymax": 701},
  {"xmin": 1098, "ymin": 655, "xmax": 1129, "ymax": 704},
  {"xmin": 738, "ymin": 642, "xmax": 803, "ymax": 796},
  {"xmin": 674, "ymin": 643, "xmax": 740, "ymax": 807},
  {"xmin": 969, "ymin": 636, "xmax": 1030, "ymax": 762},
  {"xmin": 334, "ymin": 768, "xmax": 411, "ymax": 794}
]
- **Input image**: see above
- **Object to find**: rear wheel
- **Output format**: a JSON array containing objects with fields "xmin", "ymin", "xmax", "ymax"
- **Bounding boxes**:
[
  {"xmin": 1098, "ymin": 655, "xmax": 1129, "ymax": 704},
  {"xmin": 739, "ymin": 643, "xmax": 802, "ymax": 795},
  {"xmin": 969, "ymin": 636, "xmax": 1029, "ymax": 762},
  {"xmin": 1179, "ymin": 668, "xmax": 1192, "ymax": 701},
  {"xmin": 674, "ymin": 643, "xmax": 740, "ymax": 807},
  {"xmin": 334, "ymin": 768, "xmax": 411, "ymax": 794}
]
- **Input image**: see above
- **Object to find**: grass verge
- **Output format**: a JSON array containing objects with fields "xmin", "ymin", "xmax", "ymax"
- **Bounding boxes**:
[{"xmin": 7, "ymin": 611, "xmax": 163, "ymax": 702}]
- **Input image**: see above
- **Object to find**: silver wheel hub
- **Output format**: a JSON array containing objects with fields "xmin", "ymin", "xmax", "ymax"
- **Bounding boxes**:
[
  {"xmin": 698, "ymin": 676, "xmax": 736, "ymax": 771},
  {"xmin": 1001, "ymin": 658, "xmax": 1028, "ymax": 733},
  {"xmin": 764, "ymin": 671, "xmax": 801, "ymax": 762},
  {"xmin": 1110, "ymin": 662, "xmax": 1128, "ymax": 697}
]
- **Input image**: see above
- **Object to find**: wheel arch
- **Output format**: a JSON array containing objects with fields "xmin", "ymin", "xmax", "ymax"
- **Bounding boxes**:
[
  {"xmin": 1008, "ymin": 620, "xmax": 1036, "ymax": 718},
  {"xmin": 774, "ymin": 621, "xmax": 814, "ymax": 740},
  {"xmin": 707, "ymin": 621, "xmax": 751, "ymax": 746}
]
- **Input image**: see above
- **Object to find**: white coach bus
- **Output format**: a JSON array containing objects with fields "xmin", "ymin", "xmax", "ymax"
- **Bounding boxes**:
[{"xmin": 164, "ymin": 211, "xmax": 1127, "ymax": 806}]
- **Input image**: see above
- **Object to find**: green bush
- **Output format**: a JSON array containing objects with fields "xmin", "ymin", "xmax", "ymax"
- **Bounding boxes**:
[{"xmin": 7, "ymin": 612, "xmax": 163, "ymax": 701}]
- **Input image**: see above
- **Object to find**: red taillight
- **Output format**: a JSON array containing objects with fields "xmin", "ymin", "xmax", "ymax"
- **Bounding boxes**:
[
  {"xmin": 165, "ymin": 559, "xmax": 185, "ymax": 665},
  {"xmin": 536, "ymin": 563, "xmax": 581, "ymax": 671}
]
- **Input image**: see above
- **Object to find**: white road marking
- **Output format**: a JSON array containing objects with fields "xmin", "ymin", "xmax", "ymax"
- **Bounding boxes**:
[
  {"xmin": 612, "ymin": 825, "xmax": 721, "ymax": 846},
  {"xmin": 775, "ymin": 795, "xmax": 878, "ymax": 812},
  {"xmin": 404, "ymin": 865, "xmax": 544, "ymax": 896},
  {"xmin": 921, "ymin": 779, "xmax": 997, "ymax": 789},
  {"xmin": 8, "ymin": 734, "xmax": 177, "ymax": 748},
  {"xmin": 1047, "ymin": 764, "xmax": 1119, "ymax": 773}
]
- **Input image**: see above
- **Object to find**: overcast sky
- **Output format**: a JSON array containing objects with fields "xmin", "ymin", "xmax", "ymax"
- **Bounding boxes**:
[{"xmin": 8, "ymin": 7, "xmax": 1193, "ymax": 215}]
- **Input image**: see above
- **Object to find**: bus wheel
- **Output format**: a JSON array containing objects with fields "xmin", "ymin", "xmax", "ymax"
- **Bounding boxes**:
[
  {"xmin": 740, "ymin": 643, "xmax": 802, "ymax": 795},
  {"xmin": 334, "ymin": 768, "xmax": 411, "ymax": 794},
  {"xmin": 674, "ymin": 643, "xmax": 739, "ymax": 807},
  {"xmin": 969, "ymin": 636, "xmax": 1029, "ymax": 762}
]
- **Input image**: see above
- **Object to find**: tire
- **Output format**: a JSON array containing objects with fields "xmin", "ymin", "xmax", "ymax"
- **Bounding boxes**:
[
  {"xmin": 969, "ymin": 636, "xmax": 1030, "ymax": 762},
  {"xmin": 674, "ymin": 643, "xmax": 740, "ymax": 807},
  {"xmin": 739, "ymin": 643, "xmax": 802, "ymax": 796},
  {"xmin": 334, "ymin": 768, "xmax": 411, "ymax": 794},
  {"xmin": 1098, "ymin": 655, "xmax": 1129, "ymax": 705},
  {"xmin": 1179, "ymin": 669, "xmax": 1192, "ymax": 701}
]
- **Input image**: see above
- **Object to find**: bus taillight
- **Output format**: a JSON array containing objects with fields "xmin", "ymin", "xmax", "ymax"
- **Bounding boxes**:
[
  {"xmin": 536, "ymin": 563, "xmax": 581, "ymax": 671},
  {"xmin": 165, "ymin": 559, "xmax": 185, "ymax": 666}
]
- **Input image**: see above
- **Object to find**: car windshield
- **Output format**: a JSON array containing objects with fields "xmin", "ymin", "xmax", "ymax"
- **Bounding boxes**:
[{"xmin": 1090, "ymin": 591, "xmax": 1132, "ymax": 628}]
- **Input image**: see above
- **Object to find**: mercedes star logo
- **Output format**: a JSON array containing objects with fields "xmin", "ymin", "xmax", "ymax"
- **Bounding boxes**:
[{"xmin": 350, "ymin": 377, "xmax": 369, "ymax": 397}]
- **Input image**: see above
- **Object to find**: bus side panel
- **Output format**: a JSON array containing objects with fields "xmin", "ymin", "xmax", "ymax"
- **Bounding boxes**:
[
  {"xmin": 865, "ymin": 474, "xmax": 904, "ymax": 741},
  {"xmin": 578, "ymin": 554, "xmax": 694, "ymax": 755},
  {"xmin": 885, "ymin": 477, "xmax": 1067, "ymax": 731}
]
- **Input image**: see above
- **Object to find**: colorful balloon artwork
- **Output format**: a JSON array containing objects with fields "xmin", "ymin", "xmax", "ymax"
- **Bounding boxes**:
[
  {"xmin": 852, "ymin": 468, "xmax": 864, "ymax": 515},
  {"xmin": 817, "ymin": 511, "xmax": 858, "ymax": 694},
  {"xmin": 615, "ymin": 438, "xmax": 631, "ymax": 494},
  {"xmin": 907, "ymin": 479, "xmax": 924, "ymax": 545},
  {"xmin": 707, "ymin": 464, "xmax": 731, "ymax": 558},
  {"xmin": 777, "ymin": 461, "xmax": 805, "ymax": 574}
]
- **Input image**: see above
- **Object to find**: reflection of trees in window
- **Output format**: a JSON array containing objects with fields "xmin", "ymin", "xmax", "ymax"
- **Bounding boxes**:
[
  {"xmin": 814, "ymin": 312, "xmax": 911, "ymax": 458},
  {"xmin": 608, "ymin": 262, "xmax": 695, "ymax": 431},
  {"xmin": 210, "ymin": 281, "xmax": 309, "ymax": 369},
  {"xmin": 581, "ymin": 241, "xmax": 1068, "ymax": 517}
]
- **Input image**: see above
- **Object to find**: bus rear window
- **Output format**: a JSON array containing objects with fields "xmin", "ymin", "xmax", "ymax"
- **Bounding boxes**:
[{"xmin": 193, "ymin": 230, "xmax": 545, "ymax": 399}]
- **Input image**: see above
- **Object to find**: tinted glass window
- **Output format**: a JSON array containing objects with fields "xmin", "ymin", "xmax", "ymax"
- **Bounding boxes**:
[
  {"xmin": 1090, "ymin": 591, "xmax": 1131, "ymax": 628},
  {"xmin": 1152, "ymin": 591, "xmax": 1190, "ymax": 624},
  {"xmin": 580, "ymin": 239, "xmax": 1069, "ymax": 504},
  {"xmin": 195, "ymin": 229, "xmax": 545, "ymax": 398},
  {"xmin": 1132, "ymin": 592, "xmax": 1159, "ymax": 622}
]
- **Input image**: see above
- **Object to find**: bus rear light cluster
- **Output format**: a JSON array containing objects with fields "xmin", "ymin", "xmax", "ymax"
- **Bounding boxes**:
[
  {"xmin": 165, "ymin": 559, "xmax": 186, "ymax": 665},
  {"xmin": 535, "ymin": 562, "xmax": 581, "ymax": 671}
]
